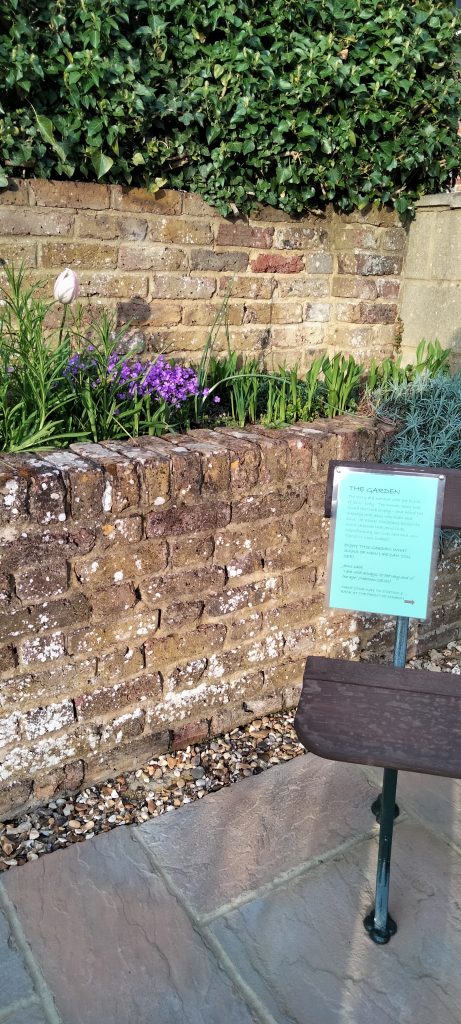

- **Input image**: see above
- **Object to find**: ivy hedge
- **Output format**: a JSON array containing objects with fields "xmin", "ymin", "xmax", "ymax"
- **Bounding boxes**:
[{"xmin": 1, "ymin": 0, "xmax": 460, "ymax": 215}]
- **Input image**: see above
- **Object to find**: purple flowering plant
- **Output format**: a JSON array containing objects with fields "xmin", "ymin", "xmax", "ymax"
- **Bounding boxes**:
[{"xmin": 62, "ymin": 312, "xmax": 210, "ymax": 442}]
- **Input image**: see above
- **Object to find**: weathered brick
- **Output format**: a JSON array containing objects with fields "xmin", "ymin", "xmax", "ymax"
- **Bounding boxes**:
[
  {"xmin": 24, "ymin": 457, "xmax": 67, "ymax": 525},
  {"xmin": 276, "ymin": 275, "xmax": 329, "ymax": 298},
  {"xmin": 165, "ymin": 658, "xmax": 207, "ymax": 693},
  {"xmin": 166, "ymin": 434, "xmax": 231, "ymax": 495},
  {"xmin": 204, "ymin": 633, "xmax": 284, "ymax": 681},
  {"xmin": 304, "ymin": 251, "xmax": 334, "ymax": 274},
  {"xmin": 97, "ymin": 646, "xmax": 144, "ymax": 683},
  {"xmin": 190, "ymin": 248, "xmax": 248, "ymax": 272},
  {"xmin": 332, "ymin": 276, "xmax": 377, "ymax": 299},
  {"xmin": 76, "ymin": 212, "xmax": 148, "ymax": 241},
  {"xmin": 0, "ymin": 661, "xmax": 95, "ymax": 712},
  {"xmin": 118, "ymin": 244, "xmax": 187, "ymax": 272},
  {"xmin": 335, "ymin": 225, "xmax": 380, "ymax": 250},
  {"xmin": 145, "ymin": 501, "xmax": 230, "ymax": 537},
  {"xmin": 171, "ymin": 719, "xmax": 209, "ymax": 748},
  {"xmin": 0, "ymin": 180, "xmax": 29, "ymax": 205},
  {"xmin": 70, "ymin": 442, "xmax": 140, "ymax": 513},
  {"xmin": 41, "ymin": 242, "xmax": 117, "ymax": 269},
  {"xmin": 150, "ymin": 217, "xmax": 212, "ymax": 245},
  {"xmin": 336, "ymin": 301, "xmax": 397, "ymax": 324},
  {"xmin": 99, "ymin": 708, "xmax": 145, "ymax": 745},
  {"xmin": 273, "ymin": 224, "xmax": 329, "ymax": 249},
  {"xmin": 150, "ymin": 274, "xmax": 216, "ymax": 299},
  {"xmin": 251, "ymin": 253, "xmax": 303, "ymax": 273},
  {"xmin": 182, "ymin": 191, "xmax": 219, "ymax": 217},
  {"xmin": 0, "ymin": 208, "xmax": 75, "ymax": 236},
  {"xmin": 337, "ymin": 252, "xmax": 403, "ymax": 276},
  {"xmin": 169, "ymin": 535, "xmax": 215, "ymax": 569},
  {"xmin": 225, "ymin": 611, "xmax": 262, "ymax": 644},
  {"xmin": 66, "ymin": 609, "xmax": 159, "ymax": 655},
  {"xmin": 43, "ymin": 451, "xmax": 105, "ymax": 523},
  {"xmin": 99, "ymin": 438, "xmax": 170, "ymax": 508},
  {"xmin": 143, "ymin": 565, "xmax": 225, "ymax": 604},
  {"xmin": 264, "ymin": 599, "xmax": 314, "ymax": 633},
  {"xmin": 241, "ymin": 301, "xmax": 272, "ymax": 325},
  {"xmin": 111, "ymin": 186, "xmax": 182, "ymax": 215},
  {"xmin": 101, "ymin": 516, "xmax": 143, "ymax": 545},
  {"xmin": 14, "ymin": 559, "xmax": 68, "ymax": 603},
  {"xmin": 160, "ymin": 601, "xmax": 204, "ymax": 632},
  {"xmin": 215, "ymin": 222, "xmax": 274, "ymax": 248},
  {"xmin": 271, "ymin": 302, "xmax": 303, "ymax": 323},
  {"xmin": 20, "ymin": 632, "xmax": 65, "ymax": 667},
  {"xmin": 27, "ymin": 594, "xmax": 91, "ymax": 634},
  {"xmin": 77, "ymin": 272, "xmax": 149, "ymax": 298},
  {"xmin": 264, "ymin": 659, "xmax": 305, "ymax": 691},
  {"xmin": 0, "ymin": 645, "xmax": 17, "ymax": 673},
  {"xmin": 376, "ymin": 278, "xmax": 400, "ymax": 299},
  {"xmin": 214, "ymin": 519, "xmax": 291, "ymax": 563},
  {"xmin": 73, "ymin": 540, "xmax": 167, "ymax": 586},
  {"xmin": 231, "ymin": 488, "xmax": 307, "ymax": 523},
  {"xmin": 217, "ymin": 275, "xmax": 276, "ymax": 299},
  {"xmin": 0, "ymin": 711, "xmax": 19, "ymax": 749},
  {"xmin": 0, "ymin": 465, "xmax": 28, "ymax": 525},
  {"xmin": 205, "ymin": 576, "xmax": 281, "ymax": 617},
  {"xmin": 145, "ymin": 301, "xmax": 182, "ymax": 327},
  {"xmin": 304, "ymin": 302, "xmax": 330, "ymax": 322},
  {"xmin": 380, "ymin": 226, "xmax": 407, "ymax": 252},
  {"xmin": 145, "ymin": 623, "xmax": 226, "ymax": 668},
  {"xmin": 181, "ymin": 301, "xmax": 237, "ymax": 327},
  {"xmin": 0, "ymin": 241, "xmax": 37, "ymax": 267},
  {"xmin": 90, "ymin": 583, "xmax": 137, "ymax": 621},
  {"xmin": 226, "ymin": 552, "xmax": 263, "ymax": 578},
  {"xmin": 75, "ymin": 673, "xmax": 161, "ymax": 720},
  {"xmin": 149, "ymin": 437, "xmax": 202, "ymax": 501},
  {"xmin": 22, "ymin": 700, "xmax": 75, "ymax": 741},
  {"xmin": 197, "ymin": 429, "xmax": 261, "ymax": 497},
  {"xmin": 30, "ymin": 180, "xmax": 110, "ymax": 209}
]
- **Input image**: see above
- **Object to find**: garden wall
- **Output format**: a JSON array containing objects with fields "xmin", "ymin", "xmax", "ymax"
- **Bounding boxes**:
[
  {"xmin": 0, "ymin": 179, "xmax": 405, "ymax": 368},
  {"xmin": 1, "ymin": 416, "xmax": 461, "ymax": 820}
]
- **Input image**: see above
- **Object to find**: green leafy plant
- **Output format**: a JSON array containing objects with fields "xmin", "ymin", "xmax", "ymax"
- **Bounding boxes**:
[{"xmin": 1, "ymin": 0, "xmax": 460, "ymax": 216}]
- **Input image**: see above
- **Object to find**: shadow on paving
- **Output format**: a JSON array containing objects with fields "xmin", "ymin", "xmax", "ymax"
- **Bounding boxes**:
[{"xmin": 0, "ymin": 755, "xmax": 461, "ymax": 1024}]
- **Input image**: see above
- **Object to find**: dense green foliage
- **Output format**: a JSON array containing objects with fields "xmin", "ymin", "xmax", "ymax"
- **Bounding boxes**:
[{"xmin": 1, "ymin": 0, "xmax": 459, "ymax": 214}]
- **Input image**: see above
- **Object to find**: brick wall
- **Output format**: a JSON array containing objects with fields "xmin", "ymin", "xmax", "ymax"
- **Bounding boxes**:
[
  {"xmin": 1, "ymin": 416, "xmax": 460, "ymax": 820},
  {"xmin": 0, "ymin": 179, "xmax": 406, "ymax": 368}
]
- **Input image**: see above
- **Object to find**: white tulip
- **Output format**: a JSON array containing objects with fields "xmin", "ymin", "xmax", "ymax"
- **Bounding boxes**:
[{"xmin": 53, "ymin": 268, "xmax": 80, "ymax": 304}]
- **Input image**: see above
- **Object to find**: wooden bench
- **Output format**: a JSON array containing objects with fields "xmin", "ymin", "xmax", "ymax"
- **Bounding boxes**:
[{"xmin": 294, "ymin": 460, "xmax": 461, "ymax": 943}]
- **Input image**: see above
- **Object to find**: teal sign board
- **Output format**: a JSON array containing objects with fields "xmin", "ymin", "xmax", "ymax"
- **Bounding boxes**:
[{"xmin": 327, "ymin": 468, "xmax": 445, "ymax": 620}]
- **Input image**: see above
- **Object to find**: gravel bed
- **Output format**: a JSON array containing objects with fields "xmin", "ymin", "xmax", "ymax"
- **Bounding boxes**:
[
  {"xmin": 0, "ymin": 711, "xmax": 304, "ymax": 871},
  {"xmin": 1, "ymin": 641, "xmax": 460, "ymax": 872}
]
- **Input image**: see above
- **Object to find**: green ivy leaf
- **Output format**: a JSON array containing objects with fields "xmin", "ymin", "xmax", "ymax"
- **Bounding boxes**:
[{"xmin": 91, "ymin": 151, "xmax": 114, "ymax": 179}]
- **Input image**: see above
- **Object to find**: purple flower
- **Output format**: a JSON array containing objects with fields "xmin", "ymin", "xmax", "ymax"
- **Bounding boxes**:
[{"xmin": 213, "ymin": 395, "xmax": 221, "ymax": 404}]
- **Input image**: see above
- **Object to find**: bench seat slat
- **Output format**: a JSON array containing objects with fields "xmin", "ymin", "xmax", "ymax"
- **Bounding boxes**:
[{"xmin": 294, "ymin": 656, "xmax": 461, "ymax": 778}]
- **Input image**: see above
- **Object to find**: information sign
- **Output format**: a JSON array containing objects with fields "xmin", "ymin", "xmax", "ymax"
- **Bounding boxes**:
[{"xmin": 326, "ymin": 467, "xmax": 445, "ymax": 620}]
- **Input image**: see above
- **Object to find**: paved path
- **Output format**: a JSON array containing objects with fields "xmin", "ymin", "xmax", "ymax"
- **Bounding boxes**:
[{"xmin": 1, "ymin": 754, "xmax": 461, "ymax": 1023}]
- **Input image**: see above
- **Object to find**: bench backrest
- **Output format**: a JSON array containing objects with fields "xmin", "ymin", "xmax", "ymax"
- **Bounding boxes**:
[{"xmin": 295, "ymin": 656, "xmax": 461, "ymax": 777}]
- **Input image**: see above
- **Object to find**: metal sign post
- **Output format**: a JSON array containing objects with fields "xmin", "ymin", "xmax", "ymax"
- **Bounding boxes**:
[{"xmin": 363, "ymin": 615, "xmax": 409, "ymax": 944}]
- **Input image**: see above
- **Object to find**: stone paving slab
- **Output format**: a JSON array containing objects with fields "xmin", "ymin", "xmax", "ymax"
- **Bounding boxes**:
[
  {"xmin": 2, "ymin": 826, "xmax": 258, "ymax": 1024},
  {"xmin": 0, "ymin": 903, "xmax": 41, "ymax": 1014},
  {"xmin": 139, "ymin": 755, "xmax": 377, "ymax": 916},
  {"xmin": 210, "ymin": 822, "xmax": 461, "ymax": 1024},
  {"xmin": 1, "ymin": 1002, "xmax": 49, "ymax": 1024}
]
